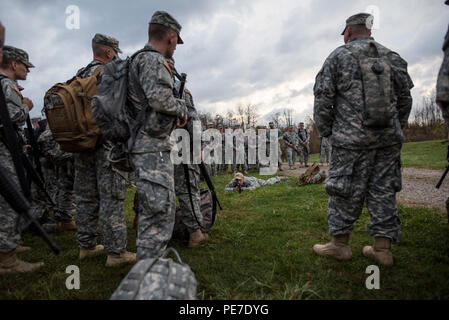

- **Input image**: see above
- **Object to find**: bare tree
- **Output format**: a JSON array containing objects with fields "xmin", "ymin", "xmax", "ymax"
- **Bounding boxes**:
[
  {"xmin": 282, "ymin": 108, "xmax": 294, "ymax": 128},
  {"xmin": 270, "ymin": 111, "xmax": 282, "ymax": 128},
  {"xmin": 244, "ymin": 103, "xmax": 259, "ymax": 128}
]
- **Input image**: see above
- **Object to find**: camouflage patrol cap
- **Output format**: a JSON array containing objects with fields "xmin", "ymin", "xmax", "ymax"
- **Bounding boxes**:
[
  {"xmin": 234, "ymin": 172, "xmax": 244, "ymax": 180},
  {"xmin": 3, "ymin": 46, "xmax": 34, "ymax": 68},
  {"xmin": 150, "ymin": 11, "xmax": 183, "ymax": 44},
  {"xmin": 341, "ymin": 13, "xmax": 374, "ymax": 35},
  {"xmin": 92, "ymin": 33, "xmax": 122, "ymax": 53}
]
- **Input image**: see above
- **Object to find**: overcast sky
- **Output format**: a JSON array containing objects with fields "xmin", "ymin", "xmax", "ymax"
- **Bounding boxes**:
[{"xmin": 1, "ymin": 0, "xmax": 448, "ymax": 125}]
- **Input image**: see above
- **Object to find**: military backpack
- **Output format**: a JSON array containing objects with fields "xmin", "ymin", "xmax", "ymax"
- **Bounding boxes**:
[
  {"xmin": 110, "ymin": 248, "xmax": 197, "ymax": 300},
  {"xmin": 43, "ymin": 62, "xmax": 104, "ymax": 153},
  {"xmin": 345, "ymin": 41, "xmax": 394, "ymax": 128}
]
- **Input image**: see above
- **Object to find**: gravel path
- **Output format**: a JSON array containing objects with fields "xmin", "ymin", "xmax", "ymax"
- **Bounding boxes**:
[{"xmin": 278, "ymin": 163, "xmax": 448, "ymax": 212}]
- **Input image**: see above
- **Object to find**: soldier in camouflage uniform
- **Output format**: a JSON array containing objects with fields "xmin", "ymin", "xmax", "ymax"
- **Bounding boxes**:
[
  {"xmin": 206, "ymin": 122, "xmax": 219, "ymax": 176},
  {"xmin": 225, "ymin": 172, "xmax": 287, "ymax": 191},
  {"xmin": 168, "ymin": 58, "xmax": 208, "ymax": 248},
  {"xmin": 297, "ymin": 122, "xmax": 310, "ymax": 167},
  {"xmin": 38, "ymin": 125, "xmax": 76, "ymax": 231},
  {"xmin": 436, "ymin": 0, "xmax": 449, "ymax": 220},
  {"xmin": 231, "ymin": 125, "xmax": 248, "ymax": 174},
  {"xmin": 268, "ymin": 122, "xmax": 283, "ymax": 171},
  {"xmin": 0, "ymin": 43, "xmax": 44, "ymax": 274},
  {"xmin": 220, "ymin": 125, "xmax": 230, "ymax": 173},
  {"xmin": 320, "ymin": 136, "xmax": 331, "ymax": 165},
  {"xmin": 313, "ymin": 13, "xmax": 413, "ymax": 266},
  {"xmin": 74, "ymin": 34, "xmax": 135, "ymax": 267},
  {"xmin": 128, "ymin": 12, "xmax": 187, "ymax": 261},
  {"xmin": 283, "ymin": 125, "xmax": 299, "ymax": 169}
]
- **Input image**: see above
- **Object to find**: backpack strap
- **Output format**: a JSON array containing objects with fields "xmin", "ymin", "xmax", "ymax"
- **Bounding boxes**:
[{"xmin": 126, "ymin": 47, "xmax": 164, "ymax": 152}]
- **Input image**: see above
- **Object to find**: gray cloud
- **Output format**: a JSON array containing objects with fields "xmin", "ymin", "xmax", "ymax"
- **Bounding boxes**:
[{"xmin": 0, "ymin": 0, "xmax": 447, "ymax": 123}]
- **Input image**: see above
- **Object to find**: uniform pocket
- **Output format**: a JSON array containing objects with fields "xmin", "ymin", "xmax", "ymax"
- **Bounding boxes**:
[
  {"xmin": 112, "ymin": 172, "xmax": 127, "ymax": 200},
  {"xmin": 325, "ymin": 148, "xmax": 355, "ymax": 198}
]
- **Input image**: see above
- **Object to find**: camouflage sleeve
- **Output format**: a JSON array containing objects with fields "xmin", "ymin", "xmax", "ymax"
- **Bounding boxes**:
[
  {"xmin": 282, "ymin": 133, "xmax": 290, "ymax": 144},
  {"xmin": 437, "ymin": 27, "xmax": 449, "ymax": 129},
  {"xmin": 437, "ymin": 26, "xmax": 449, "ymax": 104},
  {"xmin": 137, "ymin": 54, "xmax": 186, "ymax": 118},
  {"xmin": 313, "ymin": 56, "xmax": 337, "ymax": 137},
  {"xmin": 224, "ymin": 180, "xmax": 236, "ymax": 191},
  {"xmin": 1, "ymin": 80, "xmax": 29, "ymax": 126},
  {"xmin": 389, "ymin": 52, "xmax": 414, "ymax": 128}
]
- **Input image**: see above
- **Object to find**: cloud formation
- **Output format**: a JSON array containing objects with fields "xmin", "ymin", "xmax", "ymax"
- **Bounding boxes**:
[{"xmin": 1, "ymin": 0, "xmax": 448, "ymax": 124}]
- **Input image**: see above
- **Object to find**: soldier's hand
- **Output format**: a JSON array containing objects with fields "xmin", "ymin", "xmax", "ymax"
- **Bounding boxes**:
[
  {"xmin": 177, "ymin": 114, "xmax": 188, "ymax": 128},
  {"xmin": 22, "ymin": 97, "xmax": 34, "ymax": 110}
]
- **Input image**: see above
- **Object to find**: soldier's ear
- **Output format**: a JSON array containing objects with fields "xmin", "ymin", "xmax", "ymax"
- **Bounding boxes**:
[{"xmin": 11, "ymin": 60, "xmax": 18, "ymax": 71}]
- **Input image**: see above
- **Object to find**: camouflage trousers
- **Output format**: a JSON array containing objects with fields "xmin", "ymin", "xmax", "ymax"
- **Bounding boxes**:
[
  {"xmin": 74, "ymin": 145, "xmax": 127, "ymax": 255},
  {"xmin": 41, "ymin": 159, "xmax": 58, "ymax": 206},
  {"xmin": 174, "ymin": 164, "xmax": 203, "ymax": 234},
  {"xmin": 325, "ymin": 144, "xmax": 402, "ymax": 243},
  {"xmin": 320, "ymin": 143, "xmax": 331, "ymax": 164},
  {"xmin": 210, "ymin": 150, "xmax": 218, "ymax": 176},
  {"xmin": 232, "ymin": 150, "xmax": 248, "ymax": 172},
  {"xmin": 0, "ymin": 143, "xmax": 21, "ymax": 252},
  {"xmin": 55, "ymin": 160, "xmax": 76, "ymax": 222},
  {"xmin": 298, "ymin": 145, "xmax": 309, "ymax": 164},
  {"xmin": 286, "ymin": 147, "xmax": 297, "ymax": 166},
  {"xmin": 132, "ymin": 151, "xmax": 175, "ymax": 261}
]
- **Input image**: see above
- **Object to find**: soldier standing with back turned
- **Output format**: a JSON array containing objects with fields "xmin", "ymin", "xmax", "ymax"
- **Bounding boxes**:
[{"xmin": 313, "ymin": 13, "xmax": 413, "ymax": 266}]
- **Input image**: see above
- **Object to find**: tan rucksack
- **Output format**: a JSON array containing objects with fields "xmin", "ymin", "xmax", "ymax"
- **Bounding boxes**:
[{"xmin": 44, "ymin": 63, "xmax": 105, "ymax": 153}]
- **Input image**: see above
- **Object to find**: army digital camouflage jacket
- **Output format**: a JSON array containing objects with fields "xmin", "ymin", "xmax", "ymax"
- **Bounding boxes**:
[
  {"xmin": 313, "ymin": 36, "xmax": 413, "ymax": 150},
  {"xmin": 127, "ymin": 44, "xmax": 187, "ymax": 153},
  {"xmin": 0, "ymin": 72, "xmax": 29, "ymax": 127}
]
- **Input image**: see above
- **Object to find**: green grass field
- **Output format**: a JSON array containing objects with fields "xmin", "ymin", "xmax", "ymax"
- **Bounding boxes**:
[
  {"xmin": 0, "ymin": 140, "xmax": 448, "ymax": 300},
  {"xmin": 306, "ymin": 139, "xmax": 448, "ymax": 170}
]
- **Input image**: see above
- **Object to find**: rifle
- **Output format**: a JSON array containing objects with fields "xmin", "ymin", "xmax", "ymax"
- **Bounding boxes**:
[
  {"xmin": 0, "ymin": 81, "xmax": 55, "ymax": 207},
  {"xmin": 436, "ymin": 145, "xmax": 449, "ymax": 189},
  {"xmin": 25, "ymin": 115, "xmax": 44, "ymax": 181},
  {"xmin": 0, "ymin": 162, "xmax": 60, "ymax": 254}
]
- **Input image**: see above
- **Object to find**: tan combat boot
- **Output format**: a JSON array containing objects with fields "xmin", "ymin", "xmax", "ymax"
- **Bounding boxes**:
[
  {"xmin": 363, "ymin": 237, "xmax": 393, "ymax": 266},
  {"xmin": 79, "ymin": 245, "xmax": 105, "ymax": 260},
  {"xmin": 14, "ymin": 246, "xmax": 31, "ymax": 254},
  {"xmin": 188, "ymin": 229, "xmax": 207, "ymax": 248},
  {"xmin": 57, "ymin": 220, "xmax": 77, "ymax": 232},
  {"xmin": 313, "ymin": 234, "xmax": 352, "ymax": 261},
  {"xmin": 0, "ymin": 250, "xmax": 44, "ymax": 275},
  {"xmin": 105, "ymin": 251, "xmax": 137, "ymax": 267}
]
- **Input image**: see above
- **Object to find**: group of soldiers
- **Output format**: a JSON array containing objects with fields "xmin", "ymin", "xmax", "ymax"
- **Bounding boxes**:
[
  {"xmin": 0, "ymin": 11, "xmax": 215, "ymax": 275},
  {"xmin": 282, "ymin": 122, "xmax": 310, "ymax": 170},
  {"xmin": 203, "ymin": 121, "xmax": 284, "ymax": 176},
  {"xmin": 0, "ymin": 3, "xmax": 448, "ymax": 279}
]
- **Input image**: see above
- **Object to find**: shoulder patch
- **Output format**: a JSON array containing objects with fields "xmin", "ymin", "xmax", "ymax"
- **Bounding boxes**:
[
  {"xmin": 162, "ymin": 60, "xmax": 173, "ymax": 77},
  {"xmin": 13, "ymin": 85, "xmax": 23, "ymax": 97}
]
